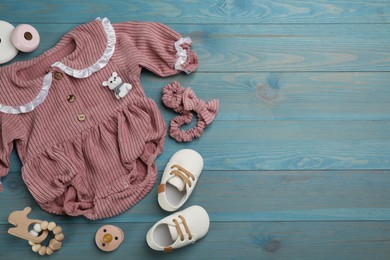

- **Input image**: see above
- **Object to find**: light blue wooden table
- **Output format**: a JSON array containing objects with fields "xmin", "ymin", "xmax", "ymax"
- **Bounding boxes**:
[{"xmin": 1, "ymin": 1, "xmax": 390, "ymax": 259}]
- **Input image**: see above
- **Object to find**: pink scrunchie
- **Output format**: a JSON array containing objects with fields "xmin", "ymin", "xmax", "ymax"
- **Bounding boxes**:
[{"xmin": 162, "ymin": 81, "xmax": 219, "ymax": 142}]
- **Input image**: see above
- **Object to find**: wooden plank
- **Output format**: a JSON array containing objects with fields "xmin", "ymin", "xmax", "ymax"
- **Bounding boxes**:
[
  {"xmin": 0, "ymin": 221, "xmax": 389, "ymax": 259},
  {"xmin": 1, "ymin": 170, "xmax": 389, "ymax": 224},
  {"xmin": 1, "ymin": 0, "xmax": 390, "ymax": 24},
  {"xmin": 160, "ymin": 120, "xmax": 390, "ymax": 171},
  {"xmin": 5, "ymin": 24, "xmax": 390, "ymax": 72},
  {"xmin": 190, "ymin": 24, "xmax": 390, "ymax": 72},
  {"xmin": 141, "ymin": 72, "xmax": 390, "ymax": 121},
  {"xmin": 5, "ymin": 120, "xmax": 390, "ymax": 172}
]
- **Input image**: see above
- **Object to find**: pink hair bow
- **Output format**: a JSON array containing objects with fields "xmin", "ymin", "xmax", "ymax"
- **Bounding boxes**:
[{"xmin": 162, "ymin": 81, "xmax": 219, "ymax": 142}]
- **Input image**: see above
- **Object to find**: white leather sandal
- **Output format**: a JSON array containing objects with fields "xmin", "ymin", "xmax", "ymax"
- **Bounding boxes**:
[
  {"xmin": 157, "ymin": 149, "xmax": 203, "ymax": 212},
  {"xmin": 146, "ymin": 205, "xmax": 210, "ymax": 252}
]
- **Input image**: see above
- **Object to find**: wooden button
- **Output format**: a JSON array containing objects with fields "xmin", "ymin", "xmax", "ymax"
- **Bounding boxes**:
[
  {"xmin": 77, "ymin": 114, "xmax": 86, "ymax": 122},
  {"xmin": 54, "ymin": 72, "xmax": 63, "ymax": 80},
  {"xmin": 67, "ymin": 95, "xmax": 75, "ymax": 103}
]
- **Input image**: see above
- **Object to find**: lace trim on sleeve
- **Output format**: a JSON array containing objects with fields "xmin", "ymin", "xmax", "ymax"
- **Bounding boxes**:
[{"xmin": 174, "ymin": 37, "xmax": 193, "ymax": 74}]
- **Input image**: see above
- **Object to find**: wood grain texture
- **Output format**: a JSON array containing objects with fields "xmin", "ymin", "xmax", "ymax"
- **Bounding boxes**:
[
  {"xmin": 141, "ymin": 72, "xmax": 390, "ymax": 121},
  {"xmin": 1, "ymin": 170, "xmax": 389, "ymax": 224},
  {"xmin": 6, "ymin": 120, "xmax": 390, "ymax": 172},
  {"xmin": 6, "ymin": 23, "xmax": 390, "ymax": 72},
  {"xmin": 1, "ymin": 0, "xmax": 390, "ymax": 24},
  {"xmin": 1, "ymin": 0, "xmax": 390, "ymax": 259},
  {"xmin": 1, "ymin": 222, "xmax": 389, "ymax": 260}
]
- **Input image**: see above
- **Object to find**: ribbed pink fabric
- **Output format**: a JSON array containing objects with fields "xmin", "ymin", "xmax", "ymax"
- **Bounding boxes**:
[
  {"xmin": 162, "ymin": 81, "xmax": 219, "ymax": 142},
  {"xmin": 0, "ymin": 18, "xmax": 198, "ymax": 219}
]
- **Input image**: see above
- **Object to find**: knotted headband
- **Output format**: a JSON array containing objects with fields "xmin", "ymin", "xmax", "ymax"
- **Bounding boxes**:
[{"xmin": 162, "ymin": 81, "xmax": 219, "ymax": 142}]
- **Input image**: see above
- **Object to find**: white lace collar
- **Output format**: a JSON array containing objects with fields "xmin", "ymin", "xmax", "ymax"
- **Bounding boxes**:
[
  {"xmin": 0, "ymin": 17, "xmax": 115, "ymax": 114},
  {"xmin": 51, "ymin": 17, "xmax": 115, "ymax": 78}
]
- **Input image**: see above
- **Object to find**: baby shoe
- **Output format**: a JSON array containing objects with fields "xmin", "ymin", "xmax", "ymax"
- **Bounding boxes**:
[
  {"xmin": 146, "ymin": 205, "xmax": 210, "ymax": 252},
  {"xmin": 158, "ymin": 149, "xmax": 203, "ymax": 211}
]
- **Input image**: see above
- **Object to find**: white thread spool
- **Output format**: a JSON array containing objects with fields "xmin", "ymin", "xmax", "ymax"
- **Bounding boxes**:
[
  {"xmin": 0, "ymin": 21, "xmax": 40, "ymax": 64},
  {"xmin": 11, "ymin": 24, "xmax": 40, "ymax": 52},
  {"xmin": 0, "ymin": 20, "xmax": 18, "ymax": 64}
]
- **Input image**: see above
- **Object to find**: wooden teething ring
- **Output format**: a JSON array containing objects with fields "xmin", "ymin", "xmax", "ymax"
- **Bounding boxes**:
[
  {"xmin": 7, "ymin": 207, "xmax": 64, "ymax": 256},
  {"xmin": 29, "ymin": 221, "xmax": 64, "ymax": 256}
]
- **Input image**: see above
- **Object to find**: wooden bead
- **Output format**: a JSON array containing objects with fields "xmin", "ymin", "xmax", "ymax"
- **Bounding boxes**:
[
  {"xmin": 38, "ymin": 246, "xmax": 46, "ymax": 256},
  {"xmin": 48, "ymin": 221, "xmax": 56, "ymax": 231},
  {"xmin": 29, "ymin": 229, "xmax": 38, "ymax": 237},
  {"xmin": 53, "ymin": 226, "xmax": 62, "ymax": 235},
  {"xmin": 32, "ymin": 244, "xmax": 41, "ymax": 252},
  {"xmin": 49, "ymin": 238, "xmax": 62, "ymax": 251},
  {"xmin": 46, "ymin": 247, "xmax": 54, "ymax": 256},
  {"xmin": 55, "ymin": 233, "xmax": 64, "ymax": 241},
  {"xmin": 33, "ymin": 223, "xmax": 42, "ymax": 233},
  {"xmin": 40, "ymin": 221, "xmax": 48, "ymax": 230},
  {"xmin": 28, "ymin": 240, "xmax": 36, "ymax": 246}
]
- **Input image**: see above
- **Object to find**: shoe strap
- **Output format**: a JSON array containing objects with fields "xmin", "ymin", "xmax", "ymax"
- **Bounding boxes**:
[
  {"xmin": 173, "ymin": 215, "xmax": 192, "ymax": 241},
  {"xmin": 170, "ymin": 164, "xmax": 195, "ymax": 189}
]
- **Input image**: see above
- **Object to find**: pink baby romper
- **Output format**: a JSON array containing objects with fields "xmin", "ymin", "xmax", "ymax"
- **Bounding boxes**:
[{"xmin": 0, "ymin": 18, "xmax": 198, "ymax": 219}]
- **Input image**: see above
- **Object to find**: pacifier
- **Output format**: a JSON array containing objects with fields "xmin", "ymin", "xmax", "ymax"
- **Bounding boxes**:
[
  {"xmin": 95, "ymin": 225, "xmax": 124, "ymax": 252},
  {"xmin": 0, "ymin": 20, "xmax": 40, "ymax": 64}
]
